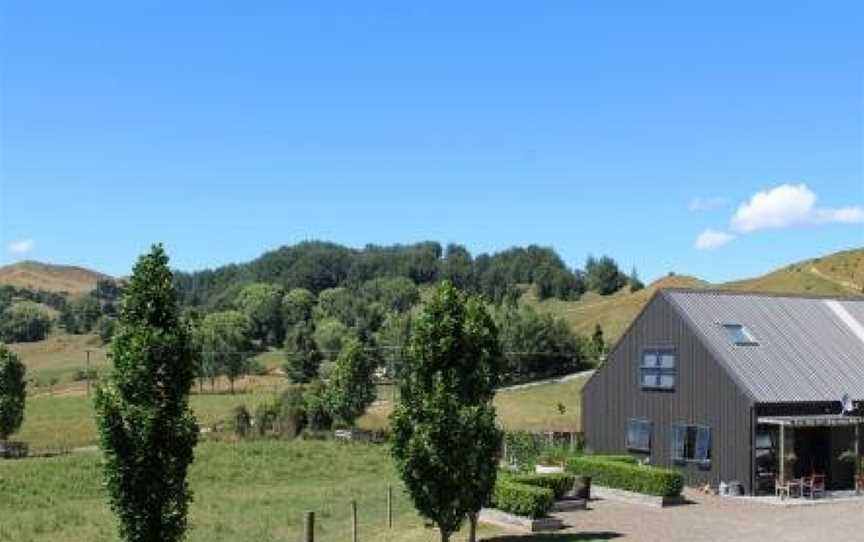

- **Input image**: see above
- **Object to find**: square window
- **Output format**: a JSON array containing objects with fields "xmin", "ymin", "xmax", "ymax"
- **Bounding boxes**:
[
  {"xmin": 626, "ymin": 419, "xmax": 652, "ymax": 452},
  {"xmin": 640, "ymin": 349, "xmax": 676, "ymax": 390}
]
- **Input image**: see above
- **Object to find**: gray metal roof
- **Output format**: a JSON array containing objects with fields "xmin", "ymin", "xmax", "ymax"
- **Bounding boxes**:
[{"xmin": 663, "ymin": 290, "xmax": 864, "ymax": 404}]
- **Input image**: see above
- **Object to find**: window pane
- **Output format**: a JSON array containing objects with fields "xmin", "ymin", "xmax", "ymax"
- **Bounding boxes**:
[
  {"xmin": 658, "ymin": 374, "xmax": 675, "ymax": 388},
  {"xmin": 671, "ymin": 425, "xmax": 685, "ymax": 460},
  {"xmin": 641, "ymin": 372, "xmax": 658, "ymax": 387},
  {"xmin": 695, "ymin": 427, "xmax": 711, "ymax": 461},
  {"xmin": 642, "ymin": 352, "xmax": 658, "ymax": 367},
  {"xmin": 627, "ymin": 420, "xmax": 651, "ymax": 451},
  {"xmin": 660, "ymin": 353, "xmax": 676, "ymax": 368}
]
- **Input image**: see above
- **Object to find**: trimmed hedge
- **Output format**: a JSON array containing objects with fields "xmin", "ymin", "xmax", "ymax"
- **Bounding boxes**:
[
  {"xmin": 492, "ymin": 480, "xmax": 555, "ymax": 518},
  {"xmin": 506, "ymin": 473, "xmax": 575, "ymax": 499},
  {"xmin": 593, "ymin": 454, "xmax": 638, "ymax": 464},
  {"xmin": 566, "ymin": 456, "xmax": 683, "ymax": 497}
]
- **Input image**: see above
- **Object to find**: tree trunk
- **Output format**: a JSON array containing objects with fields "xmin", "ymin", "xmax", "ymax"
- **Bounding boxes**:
[
  {"xmin": 229, "ymin": 378, "xmax": 235, "ymax": 395},
  {"xmin": 468, "ymin": 513, "xmax": 478, "ymax": 542},
  {"xmin": 439, "ymin": 530, "xmax": 449, "ymax": 542}
]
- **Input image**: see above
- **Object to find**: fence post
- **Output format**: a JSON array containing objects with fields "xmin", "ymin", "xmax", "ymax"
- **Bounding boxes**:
[
  {"xmin": 351, "ymin": 500, "xmax": 358, "ymax": 542},
  {"xmin": 387, "ymin": 484, "xmax": 393, "ymax": 529},
  {"xmin": 304, "ymin": 511, "xmax": 315, "ymax": 542}
]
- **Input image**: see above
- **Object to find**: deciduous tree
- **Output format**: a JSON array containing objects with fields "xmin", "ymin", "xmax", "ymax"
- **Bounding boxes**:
[
  {"xmin": 390, "ymin": 282, "xmax": 503, "ymax": 542},
  {"xmin": 94, "ymin": 245, "xmax": 198, "ymax": 542},
  {"xmin": 326, "ymin": 338, "xmax": 376, "ymax": 427},
  {"xmin": 0, "ymin": 344, "xmax": 26, "ymax": 441}
]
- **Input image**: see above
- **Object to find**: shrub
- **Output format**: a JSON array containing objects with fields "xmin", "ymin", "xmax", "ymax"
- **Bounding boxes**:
[
  {"xmin": 231, "ymin": 405, "xmax": 252, "ymax": 438},
  {"xmin": 505, "ymin": 473, "xmax": 575, "ymax": 499},
  {"xmin": 537, "ymin": 445, "xmax": 573, "ymax": 466},
  {"xmin": 492, "ymin": 480, "xmax": 555, "ymax": 518},
  {"xmin": 253, "ymin": 402, "xmax": 278, "ymax": 437},
  {"xmin": 566, "ymin": 456, "xmax": 683, "ymax": 497},
  {"xmin": 594, "ymin": 454, "xmax": 638, "ymax": 464}
]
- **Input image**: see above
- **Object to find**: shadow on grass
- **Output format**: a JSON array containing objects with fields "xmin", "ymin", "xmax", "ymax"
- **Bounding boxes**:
[{"xmin": 482, "ymin": 533, "xmax": 622, "ymax": 541}]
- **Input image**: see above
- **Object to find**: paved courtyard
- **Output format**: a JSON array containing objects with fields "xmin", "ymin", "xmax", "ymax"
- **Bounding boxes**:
[{"xmin": 550, "ymin": 489, "xmax": 864, "ymax": 542}]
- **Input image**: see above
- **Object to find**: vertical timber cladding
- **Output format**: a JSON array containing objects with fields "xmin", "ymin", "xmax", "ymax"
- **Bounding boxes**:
[{"xmin": 582, "ymin": 291, "xmax": 755, "ymax": 491}]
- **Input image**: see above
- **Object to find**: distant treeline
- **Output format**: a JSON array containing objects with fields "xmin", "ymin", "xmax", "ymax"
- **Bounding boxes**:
[
  {"xmin": 173, "ymin": 241, "xmax": 643, "ymax": 309},
  {"xmin": 0, "ymin": 280, "xmax": 124, "ymax": 343}
]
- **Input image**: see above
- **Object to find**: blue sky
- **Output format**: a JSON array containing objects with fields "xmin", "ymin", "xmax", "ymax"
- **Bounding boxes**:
[{"xmin": 1, "ymin": 1, "xmax": 862, "ymax": 282}]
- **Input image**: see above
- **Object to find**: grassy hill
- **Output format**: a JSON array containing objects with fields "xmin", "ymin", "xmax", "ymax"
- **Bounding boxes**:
[
  {"xmin": 0, "ymin": 260, "xmax": 111, "ymax": 294},
  {"xmin": 527, "ymin": 247, "xmax": 864, "ymax": 343},
  {"xmin": 722, "ymin": 248, "xmax": 864, "ymax": 297}
]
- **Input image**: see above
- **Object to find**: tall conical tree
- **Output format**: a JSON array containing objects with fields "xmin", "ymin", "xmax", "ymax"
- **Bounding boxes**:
[
  {"xmin": 0, "ymin": 344, "xmax": 26, "ymax": 441},
  {"xmin": 390, "ymin": 282, "xmax": 504, "ymax": 542},
  {"xmin": 94, "ymin": 245, "xmax": 199, "ymax": 542}
]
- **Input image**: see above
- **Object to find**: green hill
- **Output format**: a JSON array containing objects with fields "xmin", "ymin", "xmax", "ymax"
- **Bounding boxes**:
[{"xmin": 528, "ymin": 247, "xmax": 863, "ymax": 343}]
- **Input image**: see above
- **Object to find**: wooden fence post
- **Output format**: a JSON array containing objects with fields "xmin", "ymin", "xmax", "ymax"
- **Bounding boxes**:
[
  {"xmin": 351, "ymin": 500, "xmax": 358, "ymax": 542},
  {"xmin": 304, "ymin": 511, "xmax": 315, "ymax": 542},
  {"xmin": 387, "ymin": 484, "xmax": 393, "ymax": 529}
]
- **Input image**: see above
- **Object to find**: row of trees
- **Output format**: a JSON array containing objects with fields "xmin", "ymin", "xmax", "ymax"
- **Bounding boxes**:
[
  {"xmin": 96, "ymin": 244, "xmax": 504, "ymax": 542},
  {"xmin": 0, "ymin": 244, "xmax": 607, "ymax": 542},
  {"xmin": 173, "ymin": 240, "xmax": 642, "ymax": 308}
]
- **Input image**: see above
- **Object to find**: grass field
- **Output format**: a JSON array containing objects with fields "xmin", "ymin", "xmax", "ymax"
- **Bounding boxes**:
[
  {"xmin": 7, "ymin": 333, "xmax": 109, "ymax": 385},
  {"xmin": 0, "ymin": 440, "xmax": 609, "ymax": 542},
  {"xmin": 357, "ymin": 375, "xmax": 589, "ymax": 434},
  {"xmin": 18, "ymin": 377, "xmax": 291, "ymax": 452}
]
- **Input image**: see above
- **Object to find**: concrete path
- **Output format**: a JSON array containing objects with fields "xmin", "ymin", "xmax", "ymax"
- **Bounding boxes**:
[
  {"xmin": 497, "ymin": 370, "xmax": 595, "ymax": 392},
  {"xmin": 546, "ymin": 488, "xmax": 864, "ymax": 542}
]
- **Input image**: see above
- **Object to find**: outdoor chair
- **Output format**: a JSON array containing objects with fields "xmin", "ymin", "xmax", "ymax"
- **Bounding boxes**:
[
  {"xmin": 802, "ymin": 474, "xmax": 825, "ymax": 499},
  {"xmin": 774, "ymin": 479, "xmax": 790, "ymax": 500}
]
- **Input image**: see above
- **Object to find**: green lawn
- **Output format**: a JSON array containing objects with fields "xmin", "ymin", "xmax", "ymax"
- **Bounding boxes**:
[
  {"xmin": 18, "ymin": 388, "xmax": 286, "ymax": 453},
  {"xmin": 0, "ymin": 440, "xmax": 611, "ymax": 542},
  {"xmin": 359, "ymin": 376, "xmax": 589, "ymax": 434},
  {"xmin": 0, "ymin": 440, "xmax": 507, "ymax": 542}
]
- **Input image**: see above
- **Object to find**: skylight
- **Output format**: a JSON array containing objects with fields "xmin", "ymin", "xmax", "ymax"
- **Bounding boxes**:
[{"xmin": 722, "ymin": 324, "xmax": 758, "ymax": 346}]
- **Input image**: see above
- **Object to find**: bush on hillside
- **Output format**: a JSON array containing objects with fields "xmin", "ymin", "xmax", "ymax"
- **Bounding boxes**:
[{"xmin": 566, "ymin": 456, "xmax": 683, "ymax": 497}]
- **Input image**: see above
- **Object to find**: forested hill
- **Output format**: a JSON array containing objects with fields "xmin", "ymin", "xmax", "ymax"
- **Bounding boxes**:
[{"xmin": 172, "ymin": 241, "xmax": 636, "ymax": 309}]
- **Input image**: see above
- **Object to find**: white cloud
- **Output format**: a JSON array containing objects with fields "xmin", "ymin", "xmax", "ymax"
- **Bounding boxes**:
[
  {"xmin": 7, "ymin": 239, "xmax": 35, "ymax": 255},
  {"xmin": 694, "ymin": 229, "xmax": 735, "ymax": 250},
  {"xmin": 688, "ymin": 197, "xmax": 728, "ymax": 212},
  {"xmin": 813, "ymin": 207, "xmax": 864, "ymax": 224},
  {"xmin": 731, "ymin": 183, "xmax": 864, "ymax": 233}
]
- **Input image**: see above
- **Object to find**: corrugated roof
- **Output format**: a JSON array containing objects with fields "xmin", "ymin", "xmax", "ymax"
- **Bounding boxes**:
[{"xmin": 663, "ymin": 289, "xmax": 864, "ymax": 404}]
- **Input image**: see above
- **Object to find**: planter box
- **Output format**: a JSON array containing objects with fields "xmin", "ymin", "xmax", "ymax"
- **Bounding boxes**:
[
  {"xmin": 479, "ymin": 508, "xmax": 563, "ymax": 532},
  {"xmin": 591, "ymin": 485, "xmax": 685, "ymax": 508},
  {"xmin": 535, "ymin": 464, "xmax": 565, "ymax": 474},
  {"xmin": 0, "ymin": 441, "xmax": 28, "ymax": 459},
  {"xmin": 551, "ymin": 497, "xmax": 587, "ymax": 512}
]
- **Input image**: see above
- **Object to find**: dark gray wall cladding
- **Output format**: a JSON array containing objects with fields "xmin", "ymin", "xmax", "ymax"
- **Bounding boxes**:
[{"xmin": 582, "ymin": 291, "xmax": 755, "ymax": 491}]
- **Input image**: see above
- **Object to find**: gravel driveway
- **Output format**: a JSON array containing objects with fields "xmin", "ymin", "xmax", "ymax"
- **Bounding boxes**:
[{"xmin": 552, "ymin": 489, "xmax": 864, "ymax": 542}]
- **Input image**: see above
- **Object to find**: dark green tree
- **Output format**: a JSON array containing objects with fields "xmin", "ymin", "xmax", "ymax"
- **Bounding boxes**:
[
  {"xmin": 497, "ymin": 305, "xmax": 586, "ymax": 381},
  {"xmin": 585, "ymin": 255, "xmax": 628, "ymax": 295},
  {"xmin": 325, "ymin": 338, "xmax": 376, "ymax": 427},
  {"xmin": 94, "ymin": 245, "xmax": 198, "ymax": 542},
  {"xmin": 628, "ymin": 266, "xmax": 645, "ymax": 292},
  {"xmin": 282, "ymin": 288, "xmax": 317, "ymax": 328},
  {"xmin": 1, "ymin": 301, "xmax": 53, "ymax": 342},
  {"xmin": 197, "ymin": 310, "xmax": 253, "ymax": 394},
  {"xmin": 0, "ymin": 344, "xmax": 27, "ymax": 441},
  {"xmin": 591, "ymin": 323, "xmax": 608, "ymax": 364},
  {"xmin": 235, "ymin": 282, "xmax": 285, "ymax": 346},
  {"xmin": 284, "ymin": 321, "xmax": 323, "ymax": 383},
  {"xmin": 390, "ymin": 282, "xmax": 503, "ymax": 542}
]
